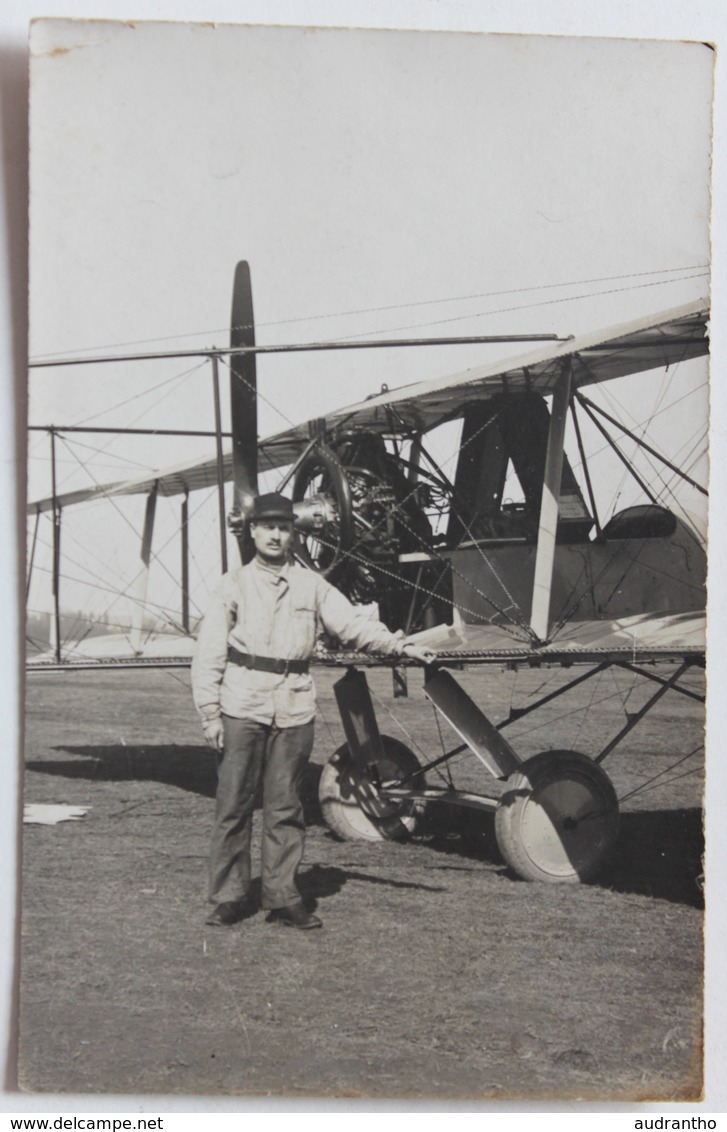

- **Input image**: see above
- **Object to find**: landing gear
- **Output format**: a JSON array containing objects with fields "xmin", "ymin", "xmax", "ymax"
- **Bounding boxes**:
[
  {"xmin": 494, "ymin": 750, "xmax": 619, "ymax": 883},
  {"xmin": 318, "ymin": 735, "xmax": 425, "ymax": 842},
  {"xmin": 319, "ymin": 670, "xmax": 621, "ymax": 884}
]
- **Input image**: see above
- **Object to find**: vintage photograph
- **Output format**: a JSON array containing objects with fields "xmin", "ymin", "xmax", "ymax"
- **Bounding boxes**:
[{"xmin": 22, "ymin": 20, "xmax": 712, "ymax": 1099}]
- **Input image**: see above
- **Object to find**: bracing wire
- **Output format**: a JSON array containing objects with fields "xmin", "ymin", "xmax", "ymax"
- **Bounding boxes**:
[
  {"xmin": 62, "ymin": 360, "xmax": 209, "ymax": 428},
  {"xmin": 28, "ymin": 263, "xmax": 710, "ymax": 670},
  {"xmin": 616, "ymin": 745, "xmax": 703, "ymax": 807},
  {"xmin": 218, "ymin": 353, "xmax": 299, "ymax": 432},
  {"xmin": 502, "ymin": 682, "xmax": 645, "ymax": 743},
  {"xmin": 55, "ymin": 433, "xmax": 206, "ymax": 618},
  {"xmin": 321, "ymin": 273, "xmax": 709, "ymax": 344},
  {"xmin": 29, "ymin": 263, "xmax": 708, "ymax": 362},
  {"xmin": 30, "ymin": 515, "xmax": 199, "ymax": 634},
  {"xmin": 28, "ymin": 561, "xmax": 192, "ymax": 629},
  {"xmin": 53, "ymin": 434, "xmax": 164, "ymax": 475},
  {"xmin": 220, "ymin": 351, "xmax": 534, "ymax": 637},
  {"xmin": 41, "ymin": 442, "xmax": 217, "ymax": 651},
  {"xmin": 56, "ymin": 365, "xmax": 209, "ymax": 491},
  {"xmin": 568, "ymin": 382, "xmax": 708, "ymax": 483}
]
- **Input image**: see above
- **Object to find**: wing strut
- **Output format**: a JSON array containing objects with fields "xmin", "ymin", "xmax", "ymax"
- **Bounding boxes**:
[
  {"xmin": 130, "ymin": 482, "xmax": 158, "ymax": 655},
  {"xmin": 49, "ymin": 427, "xmax": 62, "ymax": 662},
  {"xmin": 570, "ymin": 398, "xmax": 602, "ymax": 540},
  {"xmin": 26, "ymin": 509, "xmax": 40, "ymax": 601},
  {"xmin": 181, "ymin": 492, "xmax": 190, "ymax": 634},
  {"xmin": 211, "ymin": 356, "xmax": 229, "ymax": 573},
  {"xmin": 530, "ymin": 359, "xmax": 572, "ymax": 641}
]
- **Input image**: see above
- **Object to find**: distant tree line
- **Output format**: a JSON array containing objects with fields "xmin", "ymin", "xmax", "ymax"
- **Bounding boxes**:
[{"xmin": 26, "ymin": 609, "xmax": 174, "ymax": 649}]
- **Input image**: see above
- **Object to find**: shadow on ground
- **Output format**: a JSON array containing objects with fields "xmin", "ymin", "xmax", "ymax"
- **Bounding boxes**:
[
  {"xmin": 607, "ymin": 807, "xmax": 704, "ymax": 909},
  {"xmin": 27, "ymin": 742, "xmax": 325, "ymax": 821},
  {"xmin": 419, "ymin": 804, "xmax": 704, "ymax": 909},
  {"xmin": 298, "ymin": 863, "xmax": 448, "ymax": 909},
  {"xmin": 27, "ymin": 744, "xmax": 220, "ymax": 798},
  {"xmin": 28, "ymin": 745, "xmax": 703, "ymax": 908}
]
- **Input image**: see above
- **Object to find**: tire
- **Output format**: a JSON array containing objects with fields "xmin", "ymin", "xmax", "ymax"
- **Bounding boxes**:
[
  {"xmin": 319, "ymin": 735, "xmax": 425, "ymax": 842},
  {"xmin": 495, "ymin": 750, "xmax": 619, "ymax": 883}
]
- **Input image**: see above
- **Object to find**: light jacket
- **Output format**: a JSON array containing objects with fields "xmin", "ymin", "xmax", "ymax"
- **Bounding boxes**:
[{"xmin": 191, "ymin": 558, "xmax": 405, "ymax": 727}]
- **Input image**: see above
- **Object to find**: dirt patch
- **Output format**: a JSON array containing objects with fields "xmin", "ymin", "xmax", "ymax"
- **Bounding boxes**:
[{"xmin": 20, "ymin": 665, "xmax": 704, "ymax": 1099}]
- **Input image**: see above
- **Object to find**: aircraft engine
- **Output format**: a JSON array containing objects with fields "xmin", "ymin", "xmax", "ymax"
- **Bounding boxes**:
[{"xmin": 291, "ymin": 434, "xmax": 447, "ymax": 630}]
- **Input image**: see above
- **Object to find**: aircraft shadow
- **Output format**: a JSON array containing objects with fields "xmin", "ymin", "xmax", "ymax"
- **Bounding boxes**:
[
  {"xmin": 26, "ymin": 743, "xmax": 325, "ymax": 823},
  {"xmin": 420, "ymin": 805, "xmax": 704, "ymax": 909},
  {"xmin": 27, "ymin": 744, "xmax": 221, "ymax": 800},
  {"xmin": 606, "ymin": 807, "xmax": 704, "ymax": 909}
]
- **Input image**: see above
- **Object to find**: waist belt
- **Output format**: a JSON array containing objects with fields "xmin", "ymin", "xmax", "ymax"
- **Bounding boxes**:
[{"xmin": 227, "ymin": 645, "xmax": 309, "ymax": 676}]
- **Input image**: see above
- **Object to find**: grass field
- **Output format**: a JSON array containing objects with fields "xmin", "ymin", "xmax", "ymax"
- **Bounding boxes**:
[{"xmin": 19, "ymin": 663, "xmax": 704, "ymax": 1100}]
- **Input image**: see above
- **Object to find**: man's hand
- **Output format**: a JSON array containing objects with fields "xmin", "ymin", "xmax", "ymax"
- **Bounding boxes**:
[
  {"xmin": 402, "ymin": 642, "xmax": 438, "ymax": 665},
  {"xmin": 203, "ymin": 718, "xmax": 225, "ymax": 751}
]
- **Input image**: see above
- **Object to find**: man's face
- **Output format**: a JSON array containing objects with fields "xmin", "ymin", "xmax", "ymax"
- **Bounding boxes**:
[{"xmin": 250, "ymin": 519, "xmax": 293, "ymax": 564}]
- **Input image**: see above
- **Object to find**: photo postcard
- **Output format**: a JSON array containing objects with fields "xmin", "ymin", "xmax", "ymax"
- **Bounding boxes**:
[{"xmin": 22, "ymin": 19, "xmax": 713, "ymax": 1100}]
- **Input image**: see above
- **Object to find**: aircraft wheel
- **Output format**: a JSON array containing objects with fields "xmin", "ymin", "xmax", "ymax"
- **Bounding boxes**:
[
  {"xmin": 495, "ymin": 750, "xmax": 619, "ymax": 883},
  {"xmin": 319, "ymin": 735, "xmax": 425, "ymax": 842}
]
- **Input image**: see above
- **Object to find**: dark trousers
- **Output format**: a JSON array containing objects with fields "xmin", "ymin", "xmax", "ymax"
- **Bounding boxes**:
[{"xmin": 208, "ymin": 716, "xmax": 315, "ymax": 910}]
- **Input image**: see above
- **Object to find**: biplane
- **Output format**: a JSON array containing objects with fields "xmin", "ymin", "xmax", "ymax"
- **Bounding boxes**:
[{"xmin": 25, "ymin": 262, "xmax": 709, "ymax": 885}]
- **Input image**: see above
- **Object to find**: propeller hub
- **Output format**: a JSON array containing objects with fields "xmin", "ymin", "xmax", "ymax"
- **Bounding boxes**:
[{"xmin": 293, "ymin": 492, "xmax": 338, "ymax": 535}]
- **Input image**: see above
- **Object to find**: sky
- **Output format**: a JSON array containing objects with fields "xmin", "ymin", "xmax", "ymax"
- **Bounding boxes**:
[{"xmin": 24, "ymin": 22, "xmax": 713, "ymax": 629}]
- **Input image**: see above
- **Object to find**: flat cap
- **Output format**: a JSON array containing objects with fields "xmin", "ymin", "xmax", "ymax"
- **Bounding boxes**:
[{"xmin": 249, "ymin": 492, "xmax": 295, "ymax": 522}]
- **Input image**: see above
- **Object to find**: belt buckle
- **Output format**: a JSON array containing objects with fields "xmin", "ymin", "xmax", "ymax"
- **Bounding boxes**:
[{"xmin": 281, "ymin": 658, "xmax": 290, "ymax": 677}]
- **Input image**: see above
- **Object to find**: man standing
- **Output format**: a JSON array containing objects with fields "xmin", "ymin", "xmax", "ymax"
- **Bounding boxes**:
[{"xmin": 192, "ymin": 492, "xmax": 436, "ymax": 930}]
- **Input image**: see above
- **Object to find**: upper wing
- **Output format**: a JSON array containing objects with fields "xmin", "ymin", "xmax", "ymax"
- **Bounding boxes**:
[
  {"xmin": 274, "ymin": 296, "xmax": 708, "ymax": 439},
  {"xmin": 27, "ymin": 298, "xmax": 709, "ymax": 514}
]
